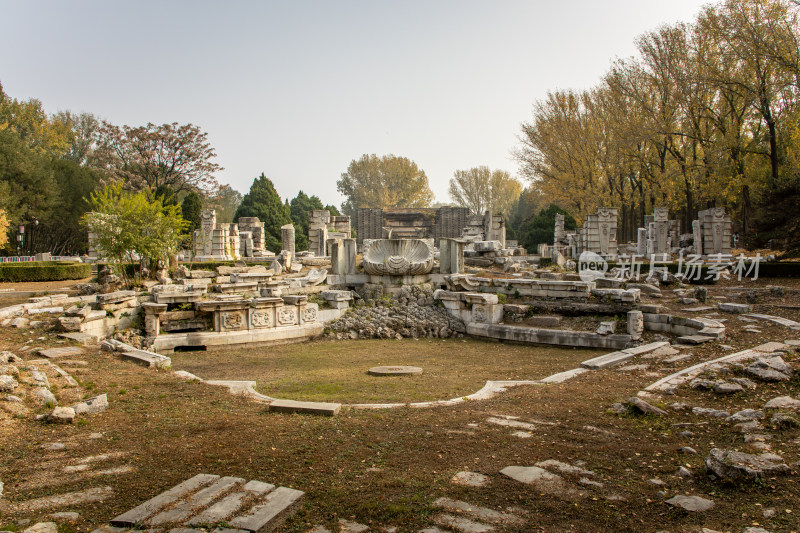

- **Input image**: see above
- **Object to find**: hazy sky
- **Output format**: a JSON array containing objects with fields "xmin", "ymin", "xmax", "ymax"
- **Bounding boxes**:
[{"xmin": 1, "ymin": 0, "xmax": 709, "ymax": 207}]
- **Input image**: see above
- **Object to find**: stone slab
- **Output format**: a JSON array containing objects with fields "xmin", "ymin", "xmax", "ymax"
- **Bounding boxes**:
[
  {"xmin": 119, "ymin": 350, "xmax": 172, "ymax": 369},
  {"xmin": 15, "ymin": 486, "xmax": 114, "ymax": 512},
  {"xmin": 228, "ymin": 486, "xmax": 304, "ymax": 532},
  {"xmin": 539, "ymin": 367, "xmax": 589, "ymax": 383},
  {"xmin": 57, "ymin": 332, "xmax": 99, "ymax": 346},
  {"xmin": 581, "ymin": 351, "xmax": 634, "ymax": 370},
  {"xmin": 268, "ymin": 399, "xmax": 341, "ymax": 416},
  {"xmin": 676, "ymin": 335, "xmax": 714, "ymax": 345},
  {"xmin": 433, "ymin": 497, "xmax": 523, "ymax": 526},
  {"xmin": 37, "ymin": 347, "xmax": 84, "ymax": 359},
  {"xmin": 112, "ymin": 474, "xmax": 220, "ymax": 526}
]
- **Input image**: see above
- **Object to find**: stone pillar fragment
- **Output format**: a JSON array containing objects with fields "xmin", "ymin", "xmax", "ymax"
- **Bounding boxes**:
[
  {"xmin": 329, "ymin": 238, "xmax": 357, "ymax": 275},
  {"xmin": 281, "ymin": 224, "xmax": 296, "ymax": 263},
  {"xmin": 439, "ymin": 238, "xmax": 465, "ymax": 274},
  {"xmin": 627, "ymin": 310, "xmax": 643, "ymax": 340}
]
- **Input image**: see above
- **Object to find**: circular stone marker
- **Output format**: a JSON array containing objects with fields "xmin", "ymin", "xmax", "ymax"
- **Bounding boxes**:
[{"xmin": 367, "ymin": 366, "xmax": 423, "ymax": 376}]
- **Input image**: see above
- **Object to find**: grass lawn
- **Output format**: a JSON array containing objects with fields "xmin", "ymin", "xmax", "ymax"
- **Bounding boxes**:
[{"xmin": 170, "ymin": 338, "xmax": 604, "ymax": 404}]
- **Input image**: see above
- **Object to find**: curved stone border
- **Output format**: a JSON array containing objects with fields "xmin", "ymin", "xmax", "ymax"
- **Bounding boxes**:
[{"xmin": 643, "ymin": 341, "xmax": 791, "ymax": 393}]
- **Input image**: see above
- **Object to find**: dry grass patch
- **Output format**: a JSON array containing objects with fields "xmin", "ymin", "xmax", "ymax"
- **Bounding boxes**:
[{"xmin": 169, "ymin": 338, "xmax": 603, "ymax": 404}]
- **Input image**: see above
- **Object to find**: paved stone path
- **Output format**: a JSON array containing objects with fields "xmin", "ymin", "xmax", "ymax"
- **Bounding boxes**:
[{"xmin": 87, "ymin": 474, "xmax": 304, "ymax": 533}]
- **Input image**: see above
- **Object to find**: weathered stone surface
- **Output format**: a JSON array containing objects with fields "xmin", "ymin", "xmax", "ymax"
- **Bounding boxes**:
[
  {"xmin": 746, "ymin": 362, "xmax": 790, "ymax": 382},
  {"xmin": 771, "ymin": 412, "xmax": 800, "ymax": 428},
  {"xmin": 15, "ymin": 486, "xmax": 113, "ymax": 511},
  {"xmin": 718, "ymin": 302, "xmax": 752, "ymax": 313},
  {"xmin": 596, "ymin": 321, "xmax": 616, "ymax": 335},
  {"xmin": 22, "ymin": 522, "xmax": 58, "ymax": 533},
  {"xmin": 713, "ymin": 381, "xmax": 743, "ymax": 395},
  {"xmin": 72, "ymin": 394, "xmax": 109, "ymax": 415},
  {"xmin": 432, "ymin": 514, "xmax": 493, "ymax": 533},
  {"xmin": 581, "ymin": 351, "xmax": 634, "ymax": 370},
  {"xmin": 726, "ymin": 409, "xmax": 764, "ymax": 423},
  {"xmin": 692, "ymin": 407, "xmax": 730, "ymax": 418},
  {"xmin": 47, "ymin": 407, "xmax": 75, "ymax": 424},
  {"xmin": 629, "ymin": 397, "xmax": 667, "ymax": 416},
  {"xmin": 665, "ymin": 495, "xmax": 715, "ymax": 512},
  {"xmin": 705, "ymin": 448, "xmax": 790, "ymax": 481},
  {"xmin": 31, "ymin": 387, "xmax": 57, "ymax": 406},
  {"xmin": 433, "ymin": 497, "xmax": 523, "ymax": 526},
  {"xmin": 535, "ymin": 459, "xmax": 595, "ymax": 477},
  {"xmin": 268, "ymin": 399, "xmax": 340, "ymax": 416},
  {"xmin": 500, "ymin": 465, "xmax": 579, "ymax": 498},
  {"xmin": 451, "ymin": 471, "xmax": 490, "ymax": 487},
  {"xmin": 0, "ymin": 375, "xmax": 19, "ymax": 392},
  {"xmin": 37, "ymin": 347, "xmax": 83, "ymax": 359},
  {"xmin": 764, "ymin": 396, "xmax": 800, "ymax": 410}
]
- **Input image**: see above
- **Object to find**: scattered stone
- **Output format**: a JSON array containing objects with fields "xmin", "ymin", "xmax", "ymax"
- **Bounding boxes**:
[
  {"xmin": 692, "ymin": 407, "xmax": 730, "ymax": 418},
  {"xmin": 617, "ymin": 364, "xmax": 649, "ymax": 372},
  {"xmin": 367, "ymin": 366, "xmax": 423, "ymax": 376},
  {"xmin": 735, "ymin": 421, "xmax": 762, "ymax": 433},
  {"xmin": 511, "ymin": 431, "xmax": 532, "ymax": 439},
  {"xmin": 41, "ymin": 442, "xmax": 66, "ymax": 450},
  {"xmin": 88, "ymin": 432, "xmax": 104, "ymax": 439},
  {"xmin": 726, "ymin": 410, "xmax": 765, "ymax": 423},
  {"xmin": 664, "ymin": 354, "xmax": 692, "ymax": 364},
  {"xmin": 665, "ymin": 495, "xmax": 715, "ymax": 512},
  {"xmin": 22, "ymin": 522, "xmax": 58, "ymax": 533},
  {"xmin": 268, "ymin": 399, "xmax": 340, "ymax": 416},
  {"xmin": 690, "ymin": 379, "xmax": 715, "ymax": 390},
  {"xmin": 535, "ymin": 459, "xmax": 595, "ymax": 477},
  {"xmin": 729, "ymin": 377, "xmax": 757, "ymax": 389},
  {"xmin": 629, "ymin": 397, "xmax": 667, "ymax": 416},
  {"xmin": 46, "ymin": 407, "xmax": 75, "ymax": 424},
  {"xmin": 705, "ymin": 448, "xmax": 790, "ymax": 481},
  {"xmin": 14, "ymin": 486, "xmax": 113, "ymax": 511},
  {"xmin": 338, "ymin": 519, "xmax": 369, "ymax": 533},
  {"xmin": 679, "ymin": 447, "xmax": 698, "ymax": 455},
  {"xmin": 432, "ymin": 514, "xmax": 493, "ymax": 533},
  {"xmin": 451, "ymin": 471, "xmax": 490, "ymax": 488},
  {"xmin": 676, "ymin": 466, "xmax": 693, "ymax": 478},
  {"xmin": 742, "ymin": 528, "xmax": 771, "ymax": 533},
  {"xmin": 30, "ymin": 388, "xmax": 57, "ymax": 406},
  {"xmin": 746, "ymin": 359, "xmax": 792, "ymax": 382},
  {"xmin": 713, "ymin": 381, "xmax": 744, "ymax": 395},
  {"xmin": 596, "ymin": 321, "xmax": 616, "ymax": 335},
  {"xmin": 677, "ymin": 335, "xmax": 713, "ymax": 345},
  {"xmin": 72, "ymin": 394, "xmax": 109, "ymax": 416},
  {"xmin": 3, "ymin": 394, "xmax": 23, "ymax": 403},
  {"xmin": 579, "ymin": 477, "xmax": 604, "ymax": 489},
  {"xmin": 0, "ymin": 375, "xmax": 19, "ymax": 392},
  {"xmin": 648, "ymin": 478, "xmax": 666, "ymax": 487},
  {"xmin": 771, "ymin": 412, "xmax": 800, "ymax": 429},
  {"xmin": 433, "ymin": 497, "xmax": 523, "ymax": 526},
  {"xmin": 718, "ymin": 302, "xmax": 752, "ymax": 313},
  {"xmin": 764, "ymin": 396, "xmax": 800, "ymax": 410},
  {"xmin": 500, "ymin": 465, "xmax": 578, "ymax": 498},
  {"xmin": 37, "ymin": 347, "xmax": 84, "ymax": 359}
]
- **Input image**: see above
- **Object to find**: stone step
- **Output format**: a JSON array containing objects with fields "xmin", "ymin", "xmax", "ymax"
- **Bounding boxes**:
[
  {"xmin": 268, "ymin": 399, "xmax": 341, "ymax": 416},
  {"xmin": 109, "ymin": 474, "xmax": 303, "ymax": 533}
]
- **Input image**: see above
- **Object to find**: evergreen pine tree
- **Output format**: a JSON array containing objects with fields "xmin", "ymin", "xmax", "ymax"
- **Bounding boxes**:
[{"xmin": 234, "ymin": 173, "xmax": 291, "ymax": 253}]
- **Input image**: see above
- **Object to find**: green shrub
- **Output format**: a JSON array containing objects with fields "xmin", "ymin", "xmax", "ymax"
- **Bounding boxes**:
[{"xmin": 0, "ymin": 262, "xmax": 91, "ymax": 282}]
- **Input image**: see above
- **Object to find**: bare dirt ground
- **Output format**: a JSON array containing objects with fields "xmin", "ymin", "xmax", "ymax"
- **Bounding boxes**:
[{"xmin": 0, "ymin": 276, "xmax": 799, "ymax": 532}]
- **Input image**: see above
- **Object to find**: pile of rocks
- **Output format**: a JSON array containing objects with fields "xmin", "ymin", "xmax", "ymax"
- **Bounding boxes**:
[
  {"xmin": 0, "ymin": 350, "xmax": 107, "ymax": 425},
  {"xmin": 326, "ymin": 285, "xmax": 465, "ymax": 340}
]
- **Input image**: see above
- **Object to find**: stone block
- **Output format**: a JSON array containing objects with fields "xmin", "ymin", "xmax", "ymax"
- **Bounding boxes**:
[{"xmin": 268, "ymin": 399, "xmax": 340, "ymax": 416}]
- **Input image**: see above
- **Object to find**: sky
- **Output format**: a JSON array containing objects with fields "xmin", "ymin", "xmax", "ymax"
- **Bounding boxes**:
[{"xmin": 1, "ymin": 0, "xmax": 710, "ymax": 208}]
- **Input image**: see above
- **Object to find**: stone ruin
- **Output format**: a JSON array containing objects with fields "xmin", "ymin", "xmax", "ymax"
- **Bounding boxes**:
[
  {"xmin": 308, "ymin": 210, "xmax": 351, "ymax": 257},
  {"xmin": 193, "ymin": 210, "xmax": 274, "ymax": 262},
  {"xmin": 695, "ymin": 207, "xmax": 732, "ymax": 256},
  {"xmin": 552, "ymin": 207, "xmax": 619, "ymax": 260},
  {"xmin": 355, "ymin": 207, "xmax": 505, "ymax": 249}
]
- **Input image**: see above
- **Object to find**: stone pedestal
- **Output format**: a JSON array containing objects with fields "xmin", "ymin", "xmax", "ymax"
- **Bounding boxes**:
[{"xmin": 636, "ymin": 228, "xmax": 647, "ymax": 255}]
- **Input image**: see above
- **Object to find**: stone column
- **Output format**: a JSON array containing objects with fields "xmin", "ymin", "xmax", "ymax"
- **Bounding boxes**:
[
  {"xmin": 142, "ymin": 302, "xmax": 167, "ymax": 337},
  {"xmin": 636, "ymin": 228, "xmax": 647, "ymax": 256},
  {"xmin": 627, "ymin": 310, "xmax": 643, "ymax": 340},
  {"xmin": 439, "ymin": 238, "xmax": 465, "ymax": 274},
  {"xmin": 330, "ymin": 238, "xmax": 357, "ymax": 275},
  {"xmin": 281, "ymin": 224, "xmax": 296, "ymax": 263}
]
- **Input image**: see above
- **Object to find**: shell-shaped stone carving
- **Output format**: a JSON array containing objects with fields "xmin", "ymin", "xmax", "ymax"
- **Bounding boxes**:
[{"xmin": 362, "ymin": 239, "xmax": 435, "ymax": 276}]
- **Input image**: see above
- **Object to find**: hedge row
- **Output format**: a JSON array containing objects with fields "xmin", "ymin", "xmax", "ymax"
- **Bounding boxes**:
[{"xmin": 0, "ymin": 262, "xmax": 92, "ymax": 282}]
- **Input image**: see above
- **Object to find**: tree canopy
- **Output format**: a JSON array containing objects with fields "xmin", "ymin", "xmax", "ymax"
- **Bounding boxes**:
[
  {"xmin": 448, "ymin": 166, "xmax": 522, "ymax": 216},
  {"xmin": 337, "ymin": 154, "xmax": 434, "ymax": 215},
  {"xmin": 289, "ymin": 190, "xmax": 324, "ymax": 250},
  {"xmin": 521, "ymin": 204, "xmax": 577, "ymax": 251},
  {"xmin": 234, "ymin": 173, "xmax": 292, "ymax": 253},
  {"xmin": 94, "ymin": 121, "xmax": 222, "ymax": 195},
  {"xmin": 83, "ymin": 183, "xmax": 187, "ymax": 281},
  {"xmin": 515, "ymin": 0, "xmax": 800, "ymax": 251}
]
